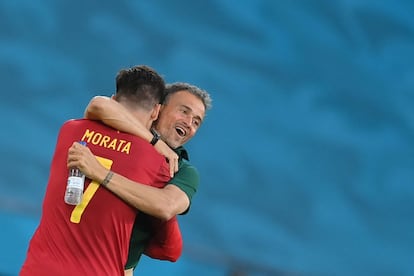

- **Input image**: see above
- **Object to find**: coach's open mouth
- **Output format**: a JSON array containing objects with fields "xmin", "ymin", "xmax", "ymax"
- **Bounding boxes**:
[{"xmin": 175, "ymin": 126, "xmax": 186, "ymax": 137}]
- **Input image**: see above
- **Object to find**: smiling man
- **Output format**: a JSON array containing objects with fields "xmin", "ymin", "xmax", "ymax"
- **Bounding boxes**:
[{"xmin": 155, "ymin": 84, "xmax": 205, "ymax": 147}]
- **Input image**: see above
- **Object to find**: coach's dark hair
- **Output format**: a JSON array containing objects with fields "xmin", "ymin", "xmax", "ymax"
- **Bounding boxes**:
[{"xmin": 164, "ymin": 82, "xmax": 212, "ymax": 111}]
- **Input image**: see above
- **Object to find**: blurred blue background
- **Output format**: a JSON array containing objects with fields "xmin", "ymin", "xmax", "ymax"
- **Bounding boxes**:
[{"xmin": 1, "ymin": 0, "xmax": 414, "ymax": 275}]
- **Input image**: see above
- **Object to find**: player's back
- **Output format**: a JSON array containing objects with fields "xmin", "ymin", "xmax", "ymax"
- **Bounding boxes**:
[{"xmin": 20, "ymin": 119, "xmax": 170, "ymax": 276}]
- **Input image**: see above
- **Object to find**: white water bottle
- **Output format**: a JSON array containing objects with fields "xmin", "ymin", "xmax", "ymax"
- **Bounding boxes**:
[{"xmin": 64, "ymin": 141, "xmax": 86, "ymax": 205}]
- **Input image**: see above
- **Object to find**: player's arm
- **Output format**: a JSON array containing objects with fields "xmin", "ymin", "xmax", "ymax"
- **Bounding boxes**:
[
  {"xmin": 84, "ymin": 96, "xmax": 178, "ymax": 176},
  {"xmin": 84, "ymin": 96, "xmax": 152, "ymax": 141},
  {"xmin": 107, "ymin": 172, "xmax": 189, "ymax": 220},
  {"xmin": 67, "ymin": 142, "xmax": 188, "ymax": 220}
]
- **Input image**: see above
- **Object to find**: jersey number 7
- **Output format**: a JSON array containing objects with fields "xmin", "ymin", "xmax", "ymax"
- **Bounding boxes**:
[{"xmin": 70, "ymin": 156, "xmax": 113, "ymax": 223}]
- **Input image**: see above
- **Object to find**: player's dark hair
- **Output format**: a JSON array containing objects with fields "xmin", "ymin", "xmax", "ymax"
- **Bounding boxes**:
[{"xmin": 114, "ymin": 65, "xmax": 165, "ymax": 110}]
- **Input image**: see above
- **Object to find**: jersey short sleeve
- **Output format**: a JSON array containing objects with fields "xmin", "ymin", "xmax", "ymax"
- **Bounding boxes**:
[
  {"xmin": 168, "ymin": 146, "xmax": 199, "ymax": 214},
  {"xmin": 169, "ymin": 159, "xmax": 199, "ymax": 203}
]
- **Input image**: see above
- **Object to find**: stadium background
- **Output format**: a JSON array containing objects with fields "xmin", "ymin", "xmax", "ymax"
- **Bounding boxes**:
[{"xmin": 1, "ymin": 0, "xmax": 414, "ymax": 275}]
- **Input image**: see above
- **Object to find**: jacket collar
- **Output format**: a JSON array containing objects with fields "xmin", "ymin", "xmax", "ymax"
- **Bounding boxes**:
[{"xmin": 174, "ymin": 146, "xmax": 189, "ymax": 161}]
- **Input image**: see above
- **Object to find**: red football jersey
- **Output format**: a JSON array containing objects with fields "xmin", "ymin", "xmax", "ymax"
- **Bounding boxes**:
[{"xmin": 20, "ymin": 119, "xmax": 170, "ymax": 276}]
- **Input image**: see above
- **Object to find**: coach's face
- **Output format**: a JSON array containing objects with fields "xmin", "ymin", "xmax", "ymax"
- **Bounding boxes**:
[{"xmin": 155, "ymin": 90, "xmax": 205, "ymax": 149}]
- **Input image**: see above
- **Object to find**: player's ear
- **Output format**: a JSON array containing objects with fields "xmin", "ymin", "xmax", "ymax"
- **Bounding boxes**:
[{"xmin": 150, "ymin": 103, "xmax": 161, "ymax": 121}]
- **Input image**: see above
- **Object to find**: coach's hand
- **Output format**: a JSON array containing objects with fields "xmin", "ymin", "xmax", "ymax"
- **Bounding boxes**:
[{"xmin": 154, "ymin": 140, "xmax": 178, "ymax": 178}]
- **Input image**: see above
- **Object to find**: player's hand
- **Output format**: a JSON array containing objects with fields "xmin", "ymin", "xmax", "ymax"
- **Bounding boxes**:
[
  {"xmin": 67, "ymin": 142, "xmax": 107, "ymax": 183},
  {"xmin": 153, "ymin": 140, "xmax": 178, "ymax": 177}
]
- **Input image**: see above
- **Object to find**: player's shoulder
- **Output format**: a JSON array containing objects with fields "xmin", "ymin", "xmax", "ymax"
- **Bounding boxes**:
[
  {"xmin": 60, "ymin": 118, "xmax": 106, "ymax": 132},
  {"xmin": 62, "ymin": 118, "xmax": 97, "ymax": 127}
]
